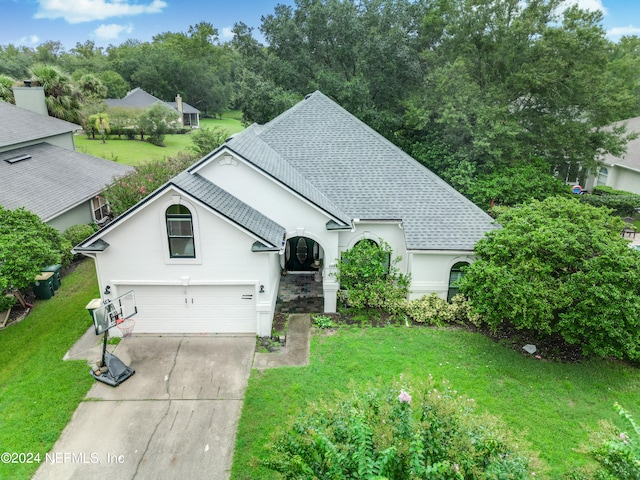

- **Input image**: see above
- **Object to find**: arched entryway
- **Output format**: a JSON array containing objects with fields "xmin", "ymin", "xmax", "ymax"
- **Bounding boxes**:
[
  {"xmin": 285, "ymin": 236, "xmax": 322, "ymax": 272},
  {"xmin": 277, "ymin": 236, "xmax": 325, "ymax": 314}
]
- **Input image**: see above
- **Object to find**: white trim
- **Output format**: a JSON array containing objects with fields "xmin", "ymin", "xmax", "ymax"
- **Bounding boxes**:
[{"xmin": 160, "ymin": 197, "xmax": 202, "ymax": 265}]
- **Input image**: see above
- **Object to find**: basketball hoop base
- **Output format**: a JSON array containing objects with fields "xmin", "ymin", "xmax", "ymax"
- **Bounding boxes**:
[{"xmin": 90, "ymin": 351, "xmax": 135, "ymax": 387}]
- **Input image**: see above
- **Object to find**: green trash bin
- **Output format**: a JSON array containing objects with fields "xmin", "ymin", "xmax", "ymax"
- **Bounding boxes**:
[
  {"xmin": 86, "ymin": 298, "xmax": 102, "ymax": 321},
  {"xmin": 42, "ymin": 264, "xmax": 62, "ymax": 290},
  {"xmin": 33, "ymin": 272, "xmax": 55, "ymax": 300}
]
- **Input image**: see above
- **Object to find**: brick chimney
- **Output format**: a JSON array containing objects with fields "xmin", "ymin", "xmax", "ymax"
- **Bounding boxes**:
[{"xmin": 13, "ymin": 82, "xmax": 49, "ymax": 116}]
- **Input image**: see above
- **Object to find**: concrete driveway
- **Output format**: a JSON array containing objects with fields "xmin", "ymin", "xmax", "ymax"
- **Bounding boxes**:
[{"xmin": 33, "ymin": 333, "xmax": 255, "ymax": 480}]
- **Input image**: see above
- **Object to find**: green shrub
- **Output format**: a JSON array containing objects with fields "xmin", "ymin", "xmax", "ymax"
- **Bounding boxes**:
[
  {"xmin": 461, "ymin": 196, "xmax": 640, "ymax": 362},
  {"xmin": 263, "ymin": 376, "xmax": 536, "ymax": 479},
  {"xmin": 579, "ymin": 194, "xmax": 640, "ymax": 216},
  {"xmin": 334, "ymin": 239, "xmax": 410, "ymax": 312},
  {"xmin": 312, "ymin": 314, "xmax": 334, "ymax": 329},
  {"xmin": 63, "ymin": 224, "xmax": 98, "ymax": 247},
  {"xmin": 0, "ymin": 293, "xmax": 16, "ymax": 312}
]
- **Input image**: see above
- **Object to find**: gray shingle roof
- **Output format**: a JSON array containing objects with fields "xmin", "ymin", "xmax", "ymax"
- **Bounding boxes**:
[
  {"xmin": 171, "ymin": 172, "xmax": 285, "ymax": 248},
  {"xmin": 0, "ymin": 101, "xmax": 80, "ymax": 148},
  {"xmin": 0, "ymin": 143, "xmax": 133, "ymax": 221},
  {"xmin": 223, "ymin": 91, "xmax": 497, "ymax": 250},
  {"xmin": 603, "ymin": 116, "xmax": 640, "ymax": 171},
  {"xmin": 106, "ymin": 88, "xmax": 200, "ymax": 114},
  {"xmin": 215, "ymin": 127, "xmax": 351, "ymax": 226}
]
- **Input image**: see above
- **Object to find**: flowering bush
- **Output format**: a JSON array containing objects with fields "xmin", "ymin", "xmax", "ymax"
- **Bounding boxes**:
[
  {"xmin": 590, "ymin": 403, "xmax": 640, "ymax": 479},
  {"xmin": 103, "ymin": 152, "xmax": 198, "ymax": 217},
  {"xmin": 263, "ymin": 376, "xmax": 536, "ymax": 479},
  {"xmin": 402, "ymin": 293, "xmax": 479, "ymax": 326}
]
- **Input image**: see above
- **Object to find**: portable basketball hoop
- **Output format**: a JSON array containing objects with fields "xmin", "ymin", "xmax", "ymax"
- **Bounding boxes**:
[
  {"xmin": 116, "ymin": 317, "xmax": 135, "ymax": 337},
  {"xmin": 90, "ymin": 290, "xmax": 137, "ymax": 387}
]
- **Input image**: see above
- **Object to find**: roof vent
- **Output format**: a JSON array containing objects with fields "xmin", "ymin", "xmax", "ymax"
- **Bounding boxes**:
[{"xmin": 5, "ymin": 154, "xmax": 32, "ymax": 164}]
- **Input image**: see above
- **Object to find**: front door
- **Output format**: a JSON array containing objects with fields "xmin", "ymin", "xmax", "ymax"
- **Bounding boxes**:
[{"xmin": 285, "ymin": 237, "xmax": 318, "ymax": 271}]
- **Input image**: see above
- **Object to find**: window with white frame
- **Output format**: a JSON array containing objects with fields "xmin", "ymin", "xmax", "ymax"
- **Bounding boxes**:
[
  {"xmin": 92, "ymin": 196, "xmax": 110, "ymax": 223},
  {"xmin": 166, "ymin": 204, "xmax": 195, "ymax": 258},
  {"xmin": 597, "ymin": 167, "xmax": 609, "ymax": 186}
]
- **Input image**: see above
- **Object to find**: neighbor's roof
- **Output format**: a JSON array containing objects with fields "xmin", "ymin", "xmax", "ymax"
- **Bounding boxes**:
[
  {"xmin": 0, "ymin": 101, "xmax": 80, "ymax": 148},
  {"xmin": 223, "ymin": 91, "xmax": 497, "ymax": 250},
  {"xmin": 105, "ymin": 87, "xmax": 200, "ymax": 114},
  {"xmin": 0, "ymin": 143, "xmax": 133, "ymax": 221},
  {"xmin": 602, "ymin": 116, "xmax": 640, "ymax": 172}
]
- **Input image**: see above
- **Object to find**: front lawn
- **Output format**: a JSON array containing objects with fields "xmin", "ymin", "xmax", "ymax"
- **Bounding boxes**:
[
  {"xmin": 0, "ymin": 260, "xmax": 98, "ymax": 480},
  {"xmin": 231, "ymin": 325, "xmax": 640, "ymax": 479}
]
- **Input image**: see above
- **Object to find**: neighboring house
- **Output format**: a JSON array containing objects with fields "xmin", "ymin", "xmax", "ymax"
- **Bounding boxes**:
[
  {"xmin": 585, "ymin": 116, "xmax": 640, "ymax": 194},
  {"xmin": 75, "ymin": 91, "xmax": 497, "ymax": 336},
  {"xmin": 105, "ymin": 87, "xmax": 200, "ymax": 128},
  {"xmin": 0, "ymin": 87, "xmax": 134, "ymax": 231}
]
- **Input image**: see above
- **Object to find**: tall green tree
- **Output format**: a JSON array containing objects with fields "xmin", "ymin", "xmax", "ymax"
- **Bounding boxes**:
[
  {"xmin": 237, "ymin": 0, "xmax": 427, "ymax": 134},
  {"xmin": 138, "ymin": 102, "xmax": 180, "ymax": 146},
  {"xmin": 403, "ymin": 0, "xmax": 633, "ymax": 192}
]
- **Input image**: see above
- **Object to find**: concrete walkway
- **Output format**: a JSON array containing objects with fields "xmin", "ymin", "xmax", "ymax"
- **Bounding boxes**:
[{"xmin": 253, "ymin": 313, "xmax": 311, "ymax": 369}]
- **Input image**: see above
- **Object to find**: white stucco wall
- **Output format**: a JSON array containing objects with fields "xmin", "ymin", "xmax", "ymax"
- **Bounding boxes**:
[
  {"xmin": 89, "ymin": 188, "xmax": 280, "ymax": 335},
  {"xmin": 195, "ymin": 151, "xmax": 345, "ymax": 312},
  {"xmin": 408, "ymin": 251, "xmax": 475, "ymax": 300}
]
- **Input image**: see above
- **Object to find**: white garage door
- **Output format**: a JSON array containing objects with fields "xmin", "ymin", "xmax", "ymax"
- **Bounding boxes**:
[{"xmin": 117, "ymin": 284, "xmax": 256, "ymax": 334}]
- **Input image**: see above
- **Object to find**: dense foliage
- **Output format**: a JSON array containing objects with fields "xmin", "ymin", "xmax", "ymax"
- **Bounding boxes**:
[
  {"xmin": 188, "ymin": 126, "xmax": 229, "ymax": 156},
  {"xmin": 1, "ymin": 2, "xmax": 639, "ymax": 208},
  {"xmin": 334, "ymin": 239, "xmax": 410, "ymax": 311},
  {"xmin": 0, "ymin": 207, "xmax": 71, "ymax": 308},
  {"xmin": 460, "ymin": 196, "xmax": 640, "ymax": 362},
  {"xmin": 103, "ymin": 152, "xmax": 198, "ymax": 217},
  {"xmin": 264, "ymin": 376, "xmax": 536, "ymax": 478}
]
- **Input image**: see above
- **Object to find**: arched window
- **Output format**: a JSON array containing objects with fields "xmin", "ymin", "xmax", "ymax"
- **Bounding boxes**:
[
  {"xmin": 166, "ymin": 205, "xmax": 195, "ymax": 258},
  {"xmin": 597, "ymin": 167, "xmax": 608, "ymax": 186},
  {"xmin": 447, "ymin": 262, "xmax": 469, "ymax": 302}
]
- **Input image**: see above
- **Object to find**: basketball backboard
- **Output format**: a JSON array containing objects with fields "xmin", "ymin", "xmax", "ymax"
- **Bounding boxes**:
[{"xmin": 92, "ymin": 290, "xmax": 137, "ymax": 335}]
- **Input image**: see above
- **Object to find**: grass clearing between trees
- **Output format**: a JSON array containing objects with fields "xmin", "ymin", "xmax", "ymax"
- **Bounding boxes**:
[
  {"xmin": 231, "ymin": 326, "xmax": 640, "ymax": 479},
  {"xmin": 0, "ymin": 260, "xmax": 98, "ymax": 480},
  {"xmin": 74, "ymin": 111, "xmax": 244, "ymax": 166}
]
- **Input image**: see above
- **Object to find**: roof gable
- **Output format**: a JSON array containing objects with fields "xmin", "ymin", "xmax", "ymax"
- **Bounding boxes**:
[
  {"xmin": 78, "ymin": 171, "xmax": 285, "ymax": 251},
  {"xmin": 0, "ymin": 101, "xmax": 80, "ymax": 148},
  {"xmin": 223, "ymin": 91, "xmax": 497, "ymax": 250}
]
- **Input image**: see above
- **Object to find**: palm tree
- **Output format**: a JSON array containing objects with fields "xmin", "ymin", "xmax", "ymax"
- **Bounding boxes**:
[
  {"xmin": 29, "ymin": 64, "xmax": 82, "ymax": 124},
  {"xmin": 0, "ymin": 75, "xmax": 15, "ymax": 104},
  {"xmin": 92, "ymin": 112, "xmax": 110, "ymax": 144}
]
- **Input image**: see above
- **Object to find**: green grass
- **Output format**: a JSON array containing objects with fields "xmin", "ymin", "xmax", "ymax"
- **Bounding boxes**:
[
  {"xmin": 75, "ymin": 110, "xmax": 244, "ymax": 166},
  {"xmin": 231, "ymin": 326, "xmax": 640, "ymax": 479},
  {"xmin": 0, "ymin": 260, "xmax": 98, "ymax": 480}
]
